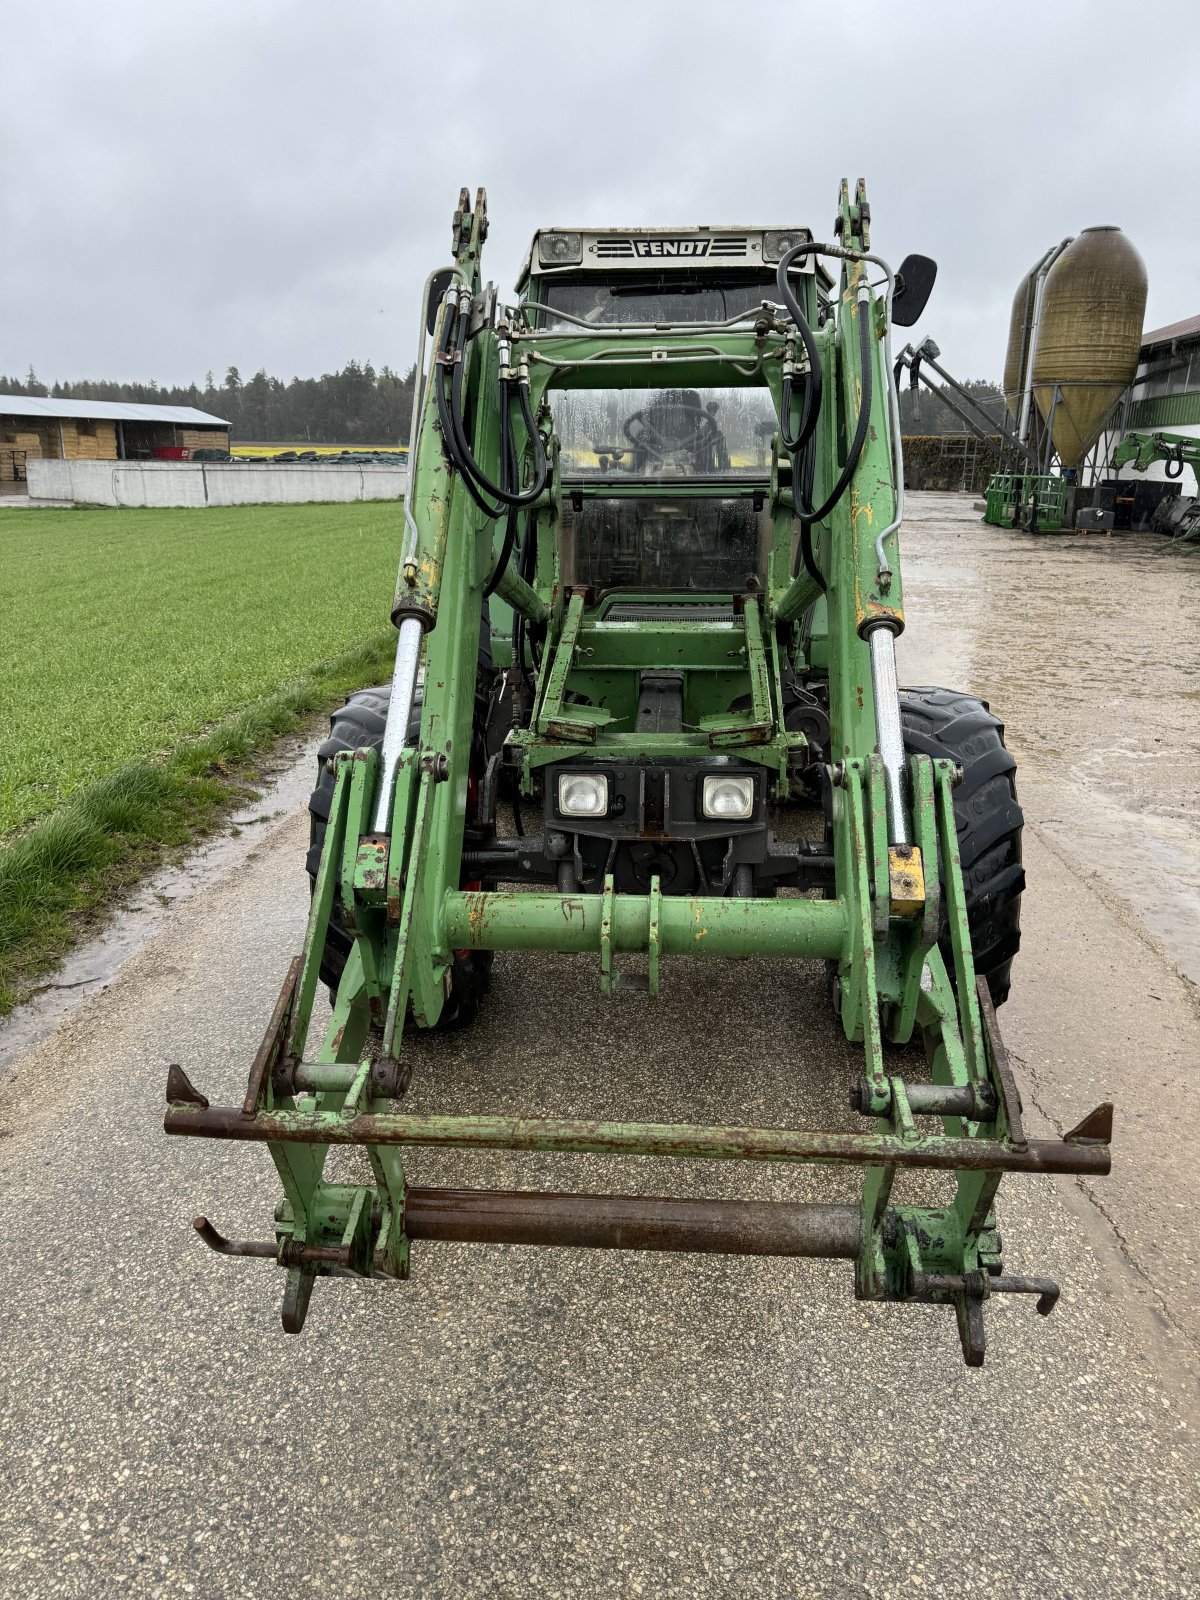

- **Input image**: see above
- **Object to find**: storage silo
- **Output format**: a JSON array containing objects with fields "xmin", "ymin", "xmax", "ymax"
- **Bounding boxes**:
[{"xmin": 1031, "ymin": 227, "xmax": 1147, "ymax": 469}]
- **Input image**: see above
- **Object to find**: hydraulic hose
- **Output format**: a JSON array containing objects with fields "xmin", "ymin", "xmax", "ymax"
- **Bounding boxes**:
[
  {"xmin": 435, "ymin": 309, "xmax": 503, "ymax": 519},
  {"xmin": 775, "ymin": 247, "xmax": 823, "ymax": 458},
  {"xmin": 774, "ymin": 244, "xmax": 876, "ymax": 593},
  {"xmin": 485, "ymin": 505, "xmax": 521, "ymax": 597},
  {"xmin": 797, "ymin": 293, "xmax": 874, "ymax": 528},
  {"xmin": 447, "ymin": 307, "xmax": 549, "ymax": 510}
]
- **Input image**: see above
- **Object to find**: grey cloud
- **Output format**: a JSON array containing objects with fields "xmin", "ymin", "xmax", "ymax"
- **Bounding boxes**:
[{"xmin": 4, "ymin": 0, "xmax": 1197, "ymax": 385}]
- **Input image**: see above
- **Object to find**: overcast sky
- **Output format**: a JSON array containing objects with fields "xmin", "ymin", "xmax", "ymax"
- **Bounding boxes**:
[{"xmin": 4, "ymin": 1, "xmax": 1197, "ymax": 389}]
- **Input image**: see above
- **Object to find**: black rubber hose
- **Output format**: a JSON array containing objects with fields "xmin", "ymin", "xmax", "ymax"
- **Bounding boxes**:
[
  {"xmin": 797, "ymin": 295, "xmax": 874, "ymax": 529},
  {"xmin": 448, "ymin": 313, "xmax": 508, "ymax": 505},
  {"xmin": 448, "ymin": 314, "xmax": 548, "ymax": 509},
  {"xmin": 775, "ymin": 246, "xmax": 823, "ymax": 456},
  {"xmin": 435, "ymin": 308, "xmax": 504, "ymax": 519},
  {"xmin": 485, "ymin": 505, "xmax": 521, "ymax": 597},
  {"xmin": 798, "ymin": 439, "xmax": 825, "ymax": 593},
  {"xmin": 1166, "ymin": 445, "xmax": 1185, "ymax": 479}
]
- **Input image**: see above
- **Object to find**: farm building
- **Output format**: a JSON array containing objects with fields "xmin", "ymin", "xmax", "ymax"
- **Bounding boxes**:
[{"xmin": 0, "ymin": 397, "xmax": 230, "ymax": 492}]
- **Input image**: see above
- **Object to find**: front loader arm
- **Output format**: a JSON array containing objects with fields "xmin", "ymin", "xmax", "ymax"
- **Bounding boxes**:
[{"xmin": 165, "ymin": 182, "xmax": 1112, "ymax": 1364}]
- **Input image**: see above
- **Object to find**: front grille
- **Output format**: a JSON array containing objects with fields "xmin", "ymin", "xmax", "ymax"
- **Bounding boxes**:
[{"xmin": 603, "ymin": 602, "xmax": 736, "ymax": 623}]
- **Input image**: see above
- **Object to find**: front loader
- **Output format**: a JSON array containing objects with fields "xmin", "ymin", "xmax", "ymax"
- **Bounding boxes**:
[{"xmin": 166, "ymin": 182, "xmax": 1112, "ymax": 1365}]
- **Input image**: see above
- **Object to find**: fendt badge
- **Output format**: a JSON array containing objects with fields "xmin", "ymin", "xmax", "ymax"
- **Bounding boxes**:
[{"xmin": 633, "ymin": 238, "xmax": 711, "ymax": 258}]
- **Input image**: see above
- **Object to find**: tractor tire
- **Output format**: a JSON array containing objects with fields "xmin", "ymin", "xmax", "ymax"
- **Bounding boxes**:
[
  {"xmin": 899, "ymin": 687, "xmax": 1024, "ymax": 1006},
  {"xmin": 305, "ymin": 683, "xmax": 493, "ymax": 1031}
]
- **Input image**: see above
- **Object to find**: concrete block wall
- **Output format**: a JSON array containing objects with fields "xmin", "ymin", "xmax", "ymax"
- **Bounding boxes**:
[{"xmin": 26, "ymin": 459, "xmax": 407, "ymax": 507}]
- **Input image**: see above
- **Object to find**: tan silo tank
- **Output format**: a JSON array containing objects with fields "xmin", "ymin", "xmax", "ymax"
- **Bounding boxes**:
[
  {"xmin": 1031, "ymin": 226, "xmax": 1147, "ymax": 468},
  {"xmin": 1003, "ymin": 264, "xmax": 1038, "ymax": 420}
]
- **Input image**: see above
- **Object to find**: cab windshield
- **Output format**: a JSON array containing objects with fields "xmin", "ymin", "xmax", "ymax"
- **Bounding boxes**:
[
  {"xmin": 537, "ymin": 273, "xmax": 783, "ymax": 329},
  {"xmin": 553, "ymin": 386, "xmax": 777, "ymax": 481}
]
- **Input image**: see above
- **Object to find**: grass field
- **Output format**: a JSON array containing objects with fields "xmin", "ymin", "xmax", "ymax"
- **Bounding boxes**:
[
  {"xmin": 0, "ymin": 501, "xmax": 403, "ymax": 1009},
  {"xmin": 3, "ymin": 502, "xmax": 402, "ymax": 834}
]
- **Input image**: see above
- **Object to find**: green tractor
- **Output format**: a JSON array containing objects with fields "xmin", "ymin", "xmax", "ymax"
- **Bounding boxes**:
[{"xmin": 167, "ymin": 182, "xmax": 1111, "ymax": 1365}]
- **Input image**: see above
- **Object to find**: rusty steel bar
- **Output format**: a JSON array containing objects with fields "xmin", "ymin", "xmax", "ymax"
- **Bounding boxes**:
[
  {"xmin": 404, "ymin": 1187, "xmax": 862, "ymax": 1258},
  {"xmin": 164, "ymin": 1104, "xmax": 1112, "ymax": 1176}
]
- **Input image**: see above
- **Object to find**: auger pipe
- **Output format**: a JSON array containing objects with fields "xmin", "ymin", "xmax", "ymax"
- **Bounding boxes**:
[
  {"xmin": 440, "ymin": 888, "xmax": 848, "ymax": 959},
  {"xmin": 163, "ymin": 1106, "xmax": 1112, "ymax": 1176}
]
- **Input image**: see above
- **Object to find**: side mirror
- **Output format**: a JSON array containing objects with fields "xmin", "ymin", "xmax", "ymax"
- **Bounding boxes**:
[
  {"xmin": 892, "ymin": 254, "xmax": 937, "ymax": 327},
  {"xmin": 425, "ymin": 269, "xmax": 455, "ymax": 337}
]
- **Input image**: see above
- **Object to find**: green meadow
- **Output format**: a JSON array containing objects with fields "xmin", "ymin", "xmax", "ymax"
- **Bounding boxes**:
[{"xmin": 0, "ymin": 501, "xmax": 402, "ymax": 1009}]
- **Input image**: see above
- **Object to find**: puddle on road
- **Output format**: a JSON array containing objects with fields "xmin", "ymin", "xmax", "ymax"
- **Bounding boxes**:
[
  {"xmin": 0, "ymin": 740, "xmax": 319, "ymax": 1077},
  {"xmin": 896, "ymin": 492, "xmax": 1200, "ymax": 984}
]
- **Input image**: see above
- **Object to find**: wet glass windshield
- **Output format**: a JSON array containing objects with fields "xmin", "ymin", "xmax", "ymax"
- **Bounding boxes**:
[
  {"xmin": 538, "ymin": 274, "xmax": 782, "ymax": 328},
  {"xmin": 563, "ymin": 496, "xmax": 762, "ymax": 594},
  {"xmin": 554, "ymin": 387, "xmax": 777, "ymax": 480}
]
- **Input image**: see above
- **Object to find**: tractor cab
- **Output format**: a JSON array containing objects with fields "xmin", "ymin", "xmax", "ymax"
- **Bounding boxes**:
[{"xmin": 499, "ymin": 227, "xmax": 841, "ymax": 896}]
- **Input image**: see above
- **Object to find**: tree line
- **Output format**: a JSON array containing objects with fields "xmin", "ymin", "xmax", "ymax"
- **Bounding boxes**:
[
  {"xmin": 1, "ymin": 361, "xmax": 415, "ymax": 444},
  {"xmin": 4, "ymin": 360, "xmax": 1007, "ymax": 444}
]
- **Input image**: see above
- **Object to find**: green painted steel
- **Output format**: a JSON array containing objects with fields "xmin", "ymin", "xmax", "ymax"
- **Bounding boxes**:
[
  {"xmin": 1112, "ymin": 429, "xmax": 1200, "ymax": 474},
  {"xmin": 441, "ymin": 888, "xmax": 847, "ymax": 959},
  {"xmin": 165, "ymin": 181, "xmax": 1112, "ymax": 1365},
  {"xmin": 983, "ymin": 471, "xmax": 1069, "ymax": 532}
]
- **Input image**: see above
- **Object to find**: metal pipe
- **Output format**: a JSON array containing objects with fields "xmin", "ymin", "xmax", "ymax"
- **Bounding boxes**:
[
  {"xmin": 492, "ymin": 559, "xmax": 549, "ymax": 625},
  {"xmin": 866, "ymin": 625, "xmax": 909, "ymax": 845},
  {"xmin": 164, "ymin": 1105, "xmax": 1112, "ymax": 1177},
  {"xmin": 441, "ymin": 888, "xmax": 848, "ymax": 960},
  {"xmin": 370, "ymin": 616, "xmax": 424, "ymax": 832},
  {"xmin": 404, "ymin": 1187, "xmax": 862, "ymax": 1258}
]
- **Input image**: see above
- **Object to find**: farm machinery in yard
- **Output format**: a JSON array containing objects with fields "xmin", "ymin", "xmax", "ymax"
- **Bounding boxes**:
[{"xmin": 166, "ymin": 183, "xmax": 1112, "ymax": 1365}]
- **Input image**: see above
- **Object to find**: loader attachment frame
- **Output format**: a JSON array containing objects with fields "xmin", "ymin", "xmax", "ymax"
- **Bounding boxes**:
[{"xmin": 165, "ymin": 183, "xmax": 1112, "ymax": 1366}]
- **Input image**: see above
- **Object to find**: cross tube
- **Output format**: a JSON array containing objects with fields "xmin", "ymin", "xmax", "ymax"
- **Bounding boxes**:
[{"xmin": 440, "ymin": 888, "xmax": 848, "ymax": 960}]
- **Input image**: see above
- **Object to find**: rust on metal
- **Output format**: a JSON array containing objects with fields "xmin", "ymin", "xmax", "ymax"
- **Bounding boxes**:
[
  {"xmin": 240, "ymin": 956, "xmax": 301, "ymax": 1117},
  {"xmin": 1064, "ymin": 1101, "xmax": 1115, "ymax": 1145},
  {"xmin": 164, "ymin": 1103, "xmax": 1112, "ymax": 1176},
  {"xmin": 402, "ymin": 1187, "xmax": 862, "ymax": 1258},
  {"xmin": 976, "ymin": 976, "xmax": 1027, "ymax": 1151},
  {"xmin": 165, "ymin": 1063, "xmax": 209, "ymax": 1109}
]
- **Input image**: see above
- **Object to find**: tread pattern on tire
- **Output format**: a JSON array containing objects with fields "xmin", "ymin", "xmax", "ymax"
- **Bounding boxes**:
[
  {"xmin": 305, "ymin": 684, "xmax": 491, "ymax": 1030},
  {"xmin": 899, "ymin": 686, "xmax": 1025, "ymax": 1006}
]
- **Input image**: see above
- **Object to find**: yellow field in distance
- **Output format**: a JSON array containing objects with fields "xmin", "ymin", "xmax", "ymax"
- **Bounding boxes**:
[{"xmin": 230, "ymin": 442, "xmax": 408, "ymax": 458}]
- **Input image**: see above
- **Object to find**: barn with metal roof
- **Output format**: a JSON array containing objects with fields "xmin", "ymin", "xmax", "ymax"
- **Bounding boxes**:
[{"xmin": 0, "ymin": 395, "xmax": 229, "ymax": 494}]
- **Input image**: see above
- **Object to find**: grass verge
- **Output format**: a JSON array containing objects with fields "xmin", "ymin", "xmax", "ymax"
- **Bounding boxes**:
[{"xmin": 0, "ymin": 630, "xmax": 395, "ymax": 1016}]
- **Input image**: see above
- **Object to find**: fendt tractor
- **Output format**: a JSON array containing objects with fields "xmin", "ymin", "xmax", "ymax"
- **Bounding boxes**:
[{"xmin": 166, "ymin": 183, "xmax": 1112, "ymax": 1365}]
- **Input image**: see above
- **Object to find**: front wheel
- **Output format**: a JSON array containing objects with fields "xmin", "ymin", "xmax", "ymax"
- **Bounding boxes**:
[
  {"xmin": 899, "ymin": 687, "xmax": 1025, "ymax": 1006},
  {"xmin": 305, "ymin": 684, "xmax": 493, "ymax": 1030}
]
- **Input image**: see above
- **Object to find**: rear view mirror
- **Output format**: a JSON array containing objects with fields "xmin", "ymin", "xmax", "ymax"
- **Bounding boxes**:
[
  {"xmin": 892, "ymin": 254, "xmax": 937, "ymax": 327},
  {"xmin": 425, "ymin": 269, "xmax": 455, "ymax": 336}
]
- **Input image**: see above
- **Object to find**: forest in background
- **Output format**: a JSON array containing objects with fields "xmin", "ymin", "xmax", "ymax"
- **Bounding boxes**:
[
  {"xmin": 3, "ymin": 362, "xmax": 1005, "ymax": 442},
  {"xmin": 0, "ymin": 362, "xmax": 415, "ymax": 443}
]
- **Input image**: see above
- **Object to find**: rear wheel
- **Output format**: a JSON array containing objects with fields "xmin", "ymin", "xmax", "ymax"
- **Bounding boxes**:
[
  {"xmin": 899, "ymin": 686, "xmax": 1024, "ymax": 1006},
  {"xmin": 306, "ymin": 683, "xmax": 494, "ymax": 1030}
]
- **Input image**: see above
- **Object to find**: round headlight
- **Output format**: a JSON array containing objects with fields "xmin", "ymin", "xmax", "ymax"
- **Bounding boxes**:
[
  {"xmin": 558, "ymin": 772, "xmax": 609, "ymax": 817},
  {"xmin": 701, "ymin": 774, "xmax": 755, "ymax": 820}
]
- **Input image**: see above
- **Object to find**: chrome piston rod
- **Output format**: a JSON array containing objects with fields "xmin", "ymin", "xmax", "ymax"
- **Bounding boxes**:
[
  {"xmin": 370, "ymin": 616, "xmax": 424, "ymax": 832},
  {"xmin": 867, "ymin": 624, "xmax": 909, "ymax": 845}
]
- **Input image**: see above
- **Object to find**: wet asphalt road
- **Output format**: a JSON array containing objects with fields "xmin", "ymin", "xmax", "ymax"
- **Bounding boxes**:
[{"xmin": 1, "ymin": 493, "xmax": 1198, "ymax": 1597}]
